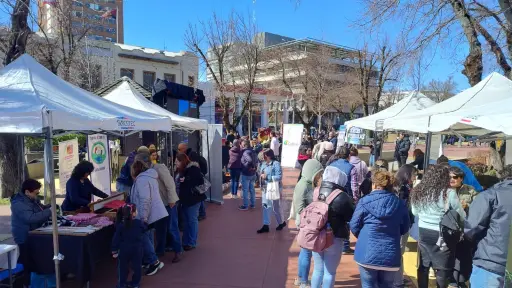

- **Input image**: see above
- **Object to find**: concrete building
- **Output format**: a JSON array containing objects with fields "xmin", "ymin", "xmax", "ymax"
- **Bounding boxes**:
[{"xmin": 39, "ymin": 0, "xmax": 124, "ymax": 43}]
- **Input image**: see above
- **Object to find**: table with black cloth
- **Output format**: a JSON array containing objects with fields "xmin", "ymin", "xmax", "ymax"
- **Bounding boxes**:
[{"xmin": 26, "ymin": 225, "xmax": 114, "ymax": 285}]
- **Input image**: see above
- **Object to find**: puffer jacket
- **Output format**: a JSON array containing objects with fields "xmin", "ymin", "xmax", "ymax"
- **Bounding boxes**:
[
  {"xmin": 398, "ymin": 136, "xmax": 411, "ymax": 156},
  {"xmin": 152, "ymin": 163, "xmax": 179, "ymax": 205},
  {"xmin": 293, "ymin": 159, "xmax": 324, "ymax": 226},
  {"xmin": 130, "ymin": 168, "xmax": 168, "ymax": 225},
  {"xmin": 228, "ymin": 146, "xmax": 242, "ymax": 169},
  {"xmin": 350, "ymin": 190, "xmax": 410, "ymax": 268},
  {"xmin": 178, "ymin": 162, "xmax": 206, "ymax": 207},
  {"xmin": 11, "ymin": 192, "xmax": 51, "ymax": 244},
  {"xmin": 317, "ymin": 181, "xmax": 355, "ymax": 239},
  {"xmin": 465, "ymin": 179, "xmax": 512, "ymax": 277}
]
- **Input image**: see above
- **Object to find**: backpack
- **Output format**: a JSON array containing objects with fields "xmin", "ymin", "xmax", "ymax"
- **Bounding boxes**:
[
  {"xmin": 296, "ymin": 188, "xmax": 342, "ymax": 252},
  {"xmin": 438, "ymin": 190, "xmax": 464, "ymax": 250}
]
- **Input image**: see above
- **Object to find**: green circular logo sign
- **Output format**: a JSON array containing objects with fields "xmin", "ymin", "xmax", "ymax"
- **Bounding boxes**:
[
  {"xmin": 91, "ymin": 142, "xmax": 106, "ymax": 165},
  {"xmin": 284, "ymin": 140, "xmax": 289, "ymax": 145}
]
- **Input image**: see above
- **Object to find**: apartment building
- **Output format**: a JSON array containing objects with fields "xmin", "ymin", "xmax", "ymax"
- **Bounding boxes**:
[{"xmin": 39, "ymin": 0, "xmax": 124, "ymax": 43}]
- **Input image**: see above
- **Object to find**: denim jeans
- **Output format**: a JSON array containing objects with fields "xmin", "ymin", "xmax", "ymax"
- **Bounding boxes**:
[
  {"xmin": 117, "ymin": 246, "xmax": 142, "ymax": 287},
  {"xmin": 142, "ymin": 230, "xmax": 158, "ymax": 265},
  {"xmin": 165, "ymin": 205, "xmax": 183, "ymax": 253},
  {"xmin": 298, "ymin": 248, "xmax": 313, "ymax": 284},
  {"xmin": 343, "ymin": 222, "xmax": 351, "ymax": 252},
  {"xmin": 154, "ymin": 216, "xmax": 169, "ymax": 256},
  {"xmin": 182, "ymin": 202, "xmax": 201, "ymax": 247},
  {"xmin": 229, "ymin": 168, "xmax": 241, "ymax": 196},
  {"xmin": 262, "ymin": 187, "xmax": 283, "ymax": 226},
  {"xmin": 369, "ymin": 154, "xmax": 375, "ymax": 167},
  {"xmin": 199, "ymin": 201, "xmax": 206, "ymax": 218},
  {"xmin": 393, "ymin": 232, "xmax": 410, "ymax": 287},
  {"xmin": 241, "ymin": 174, "xmax": 256, "ymax": 207},
  {"xmin": 470, "ymin": 265, "xmax": 504, "ymax": 288},
  {"xmin": 359, "ymin": 265, "xmax": 397, "ymax": 288},
  {"xmin": 311, "ymin": 238, "xmax": 343, "ymax": 288}
]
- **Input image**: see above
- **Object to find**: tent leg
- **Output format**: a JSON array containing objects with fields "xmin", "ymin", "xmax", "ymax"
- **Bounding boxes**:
[
  {"xmin": 19, "ymin": 135, "xmax": 25, "ymax": 187},
  {"xmin": 169, "ymin": 132, "xmax": 174, "ymax": 177},
  {"xmin": 44, "ymin": 113, "xmax": 61, "ymax": 288},
  {"xmin": 424, "ymin": 132, "xmax": 432, "ymax": 169}
]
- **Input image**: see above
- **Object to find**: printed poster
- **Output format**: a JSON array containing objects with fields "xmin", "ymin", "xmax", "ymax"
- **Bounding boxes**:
[
  {"xmin": 337, "ymin": 125, "xmax": 346, "ymax": 148},
  {"xmin": 88, "ymin": 134, "xmax": 111, "ymax": 199},
  {"xmin": 281, "ymin": 124, "xmax": 304, "ymax": 168},
  {"xmin": 347, "ymin": 126, "xmax": 365, "ymax": 145},
  {"xmin": 58, "ymin": 139, "xmax": 79, "ymax": 191}
]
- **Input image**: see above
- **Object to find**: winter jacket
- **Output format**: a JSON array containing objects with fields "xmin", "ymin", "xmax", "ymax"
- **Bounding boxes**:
[
  {"xmin": 116, "ymin": 151, "xmax": 136, "ymax": 186},
  {"xmin": 10, "ymin": 192, "xmax": 51, "ymax": 244},
  {"xmin": 178, "ymin": 162, "xmax": 206, "ymax": 207},
  {"xmin": 350, "ymin": 156, "xmax": 368, "ymax": 188},
  {"xmin": 112, "ymin": 219, "xmax": 147, "ymax": 252},
  {"xmin": 409, "ymin": 154, "xmax": 424, "ymax": 170},
  {"xmin": 448, "ymin": 160, "xmax": 483, "ymax": 192},
  {"xmin": 62, "ymin": 177, "xmax": 109, "ymax": 212},
  {"xmin": 394, "ymin": 140, "xmax": 401, "ymax": 161},
  {"xmin": 317, "ymin": 182, "xmax": 355, "ymax": 239},
  {"xmin": 130, "ymin": 168, "xmax": 168, "ymax": 225},
  {"xmin": 260, "ymin": 160, "xmax": 282, "ymax": 184},
  {"xmin": 398, "ymin": 136, "xmax": 411, "ymax": 156},
  {"xmin": 464, "ymin": 180, "xmax": 512, "ymax": 277},
  {"xmin": 253, "ymin": 143, "xmax": 263, "ymax": 155},
  {"xmin": 241, "ymin": 148, "xmax": 257, "ymax": 176},
  {"xmin": 228, "ymin": 146, "xmax": 242, "ymax": 169},
  {"xmin": 152, "ymin": 163, "xmax": 179, "ymax": 205},
  {"xmin": 328, "ymin": 159, "xmax": 358, "ymax": 201},
  {"xmin": 319, "ymin": 151, "xmax": 334, "ymax": 168},
  {"xmin": 411, "ymin": 188, "xmax": 466, "ymax": 232},
  {"xmin": 350, "ymin": 190, "xmax": 410, "ymax": 269},
  {"xmin": 293, "ymin": 159, "xmax": 324, "ymax": 226},
  {"xmin": 187, "ymin": 148, "xmax": 208, "ymax": 175},
  {"xmin": 396, "ymin": 184, "xmax": 414, "ymax": 228},
  {"xmin": 222, "ymin": 146, "xmax": 230, "ymax": 168}
]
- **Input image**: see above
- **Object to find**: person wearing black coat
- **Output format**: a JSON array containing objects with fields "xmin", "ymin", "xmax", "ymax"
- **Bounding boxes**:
[
  {"xmin": 62, "ymin": 161, "xmax": 109, "ymax": 212},
  {"xmin": 410, "ymin": 149, "xmax": 425, "ymax": 171},
  {"xmin": 398, "ymin": 134, "xmax": 411, "ymax": 167}
]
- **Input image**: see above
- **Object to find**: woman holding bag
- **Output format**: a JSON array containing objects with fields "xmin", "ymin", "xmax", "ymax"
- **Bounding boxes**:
[{"xmin": 257, "ymin": 149, "xmax": 286, "ymax": 234}]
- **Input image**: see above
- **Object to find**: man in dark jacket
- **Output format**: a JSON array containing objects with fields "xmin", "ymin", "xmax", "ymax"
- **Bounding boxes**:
[
  {"xmin": 396, "ymin": 133, "xmax": 411, "ymax": 167},
  {"xmin": 239, "ymin": 139, "xmax": 257, "ymax": 210},
  {"xmin": 178, "ymin": 143, "xmax": 208, "ymax": 220},
  {"xmin": 116, "ymin": 150, "xmax": 137, "ymax": 194},
  {"xmin": 464, "ymin": 166, "xmax": 512, "ymax": 287}
]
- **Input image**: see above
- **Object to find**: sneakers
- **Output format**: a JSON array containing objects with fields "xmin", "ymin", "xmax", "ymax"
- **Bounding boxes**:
[
  {"xmin": 230, "ymin": 194, "xmax": 239, "ymax": 199},
  {"xmin": 145, "ymin": 261, "xmax": 164, "ymax": 276},
  {"xmin": 257, "ymin": 225, "xmax": 270, "ymax": 234},
  {"xmin": 342, "ymin": 248, "xmax": 355, "ymax": 255},
  {"xmin": 238, "ymin": 205, "xmax": 249, "ymax": 211},
  {"xmin": 183, "ymin": 245, "xmax": 196, "ymax": 251},
  {"xmin": 172, "ymin": 252, "xmax": 183, "ymax": 263},
  {"xmin": 276, "ymin": 222, "xmax": 287, "ymax": 231},
  {"xmin": 249, "ymin": 205, "xmax": 256, "ymax": 209},
  {"xmin": 294, "ymin": 278, "xmax": 311, "ymax": 288}
]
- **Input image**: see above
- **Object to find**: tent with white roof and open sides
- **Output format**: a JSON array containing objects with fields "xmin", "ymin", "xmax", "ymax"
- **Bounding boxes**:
[{"xmin": 344, "ymin": 91, "xmax": 436, "ymax": 131}]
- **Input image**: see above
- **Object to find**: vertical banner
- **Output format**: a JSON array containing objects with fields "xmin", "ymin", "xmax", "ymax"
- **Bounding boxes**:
[
  {"xmin": 88, "ymin": 134, "xmax": 111, "ymax": 199},
  {"xmin": 281, "ymin": 124, "xmax": 304, "ymax": 168},
  {"xmin": 429, "ymin": 134, "xmax": 443, "ymax": 163},
  {"xmin": 58, "ymin": 139, "xmax": 79, "ymax": 192},
  {"xmin": 202, "ymin": 124, "xmax": 223, "ymax": 204},
  {"xmin": 337, "ymin": 125, "xmax": 346, "ymax": 148}
]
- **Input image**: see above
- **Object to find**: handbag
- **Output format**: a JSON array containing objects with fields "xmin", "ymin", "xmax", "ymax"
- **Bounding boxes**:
[
  {"xmin": 194, "ymin": 176, "xmax": 211, "ymax": 195},
  {"xmin": 437, "ymin": 189, "xmax": 463, "ymax": 250},
  {"xmin": 265, "ymin": 161, "xmax": 281, "ymax": 201}
]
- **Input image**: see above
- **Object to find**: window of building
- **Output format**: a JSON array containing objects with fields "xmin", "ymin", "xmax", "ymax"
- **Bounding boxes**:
[
  {"xmin": 73, "ymin": 1, "xmax": 83, "ymax": 7},
  {"xmin": 87, "ymin": 3, "xmax": 102, "ymax": 11},
  {"xmin": 72, "ymin": 11, "xmax": 83, "ymax": 17},
  {"xmin": 105, "ymin": 27, "xmax": 116, "ymax": 34},
  {"xmin": 164, "ymin": 73, "xmax": 176, "ymax": 83},
  {"xmin": 188, "ymin": 75, "xmax": 195, "ymax": 87},
  {"xmin": 120, "ymin": 68, "xmax": 135, "ymax": 80},
  {"xmin": 143, "ymin": 71, "xmax": 156, "ymax": 90}
]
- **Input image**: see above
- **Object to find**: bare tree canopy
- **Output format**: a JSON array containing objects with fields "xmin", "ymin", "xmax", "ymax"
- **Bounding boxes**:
[{"xmin": 421, "ymin": 76, "xmax": 458, "ymax": 103}]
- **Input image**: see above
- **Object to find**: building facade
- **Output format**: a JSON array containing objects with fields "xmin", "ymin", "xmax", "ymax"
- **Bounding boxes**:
[{"xmin": 39, "ymin": 0, "xmax": 124, "ymax": 43}]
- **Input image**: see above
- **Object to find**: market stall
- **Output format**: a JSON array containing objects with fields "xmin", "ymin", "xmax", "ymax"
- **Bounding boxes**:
[{"xmin": 0, "ymin": 54, "xmax": 173, "ymax": 288}]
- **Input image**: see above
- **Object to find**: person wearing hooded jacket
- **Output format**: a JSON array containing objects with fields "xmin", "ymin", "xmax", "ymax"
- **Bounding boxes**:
[
  {"xmin": 239, "ymin": 139, "xmax": 258, "ymax": 210},
  {"xmin": 292, "ymin": 159, "xmax": 324, "ymax": 287},
  {"xmin": 350, "ymin": 170, "xmax": 410, "ymax": 288},
  {"xmin": 349, "ymin": 147, "xmax": 368, "ymax": 198},
  {"xmin": 228, "ymin": 139, "xmax": 243, "ymax": 199},
  {"xmin": 310, "ymin": 166, "xmax": 355, "ymax": 288},
  {"xmin": 319, "ymin": 142, "xmax": 335, "ymax": 168},
  {"xmin": 116, "ymin": 150, "xmax": 137, "ymax": 194},
  {"xmin": 130, "ymin": 153, "xmax": 167, "ymax": 276}
]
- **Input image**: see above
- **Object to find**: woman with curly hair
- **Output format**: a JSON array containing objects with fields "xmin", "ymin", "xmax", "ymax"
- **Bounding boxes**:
[{"xmin": 411, "ymin": 165, "xmax": 466, "ymax": 288}]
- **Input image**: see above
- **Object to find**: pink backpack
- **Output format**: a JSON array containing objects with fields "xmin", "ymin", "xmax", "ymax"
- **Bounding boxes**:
[{"xmin": 296, "ymin": 188, "xmax": 342, "ymax": 252}]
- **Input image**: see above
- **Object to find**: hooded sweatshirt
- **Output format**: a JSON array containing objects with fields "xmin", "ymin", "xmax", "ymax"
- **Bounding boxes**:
[
  {"xmin": 293, "ymin": 159, "xmax": 324, "ymax": 226},
  {"xmin": 130, "ymin": 168, "xmax": 168, "ymax": 225},
  {"xmin": 350, "ymin": 156, "xmax": 368, "ymax": 188},
  {"xmin": 350, "ymin": 190, "xmax": 410, "ymax": 269},
  {"xmin": 228, "ymin": 141, "xmax": 242, "ymax": 169}
]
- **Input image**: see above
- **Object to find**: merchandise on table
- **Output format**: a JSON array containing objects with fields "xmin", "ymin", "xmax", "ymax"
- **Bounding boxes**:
[
  {"xmin": 103, "ymin": 200, "xmax": 126, "ymax": 210},
  {"xmin": 65, "ymin": 214, "xmax": 113, "ymax": 227}
]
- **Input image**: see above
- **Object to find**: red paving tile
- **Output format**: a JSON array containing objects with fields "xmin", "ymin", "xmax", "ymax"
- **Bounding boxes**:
[{"xmin": 87, "ymin": 168, "xmax": 364, "ymax": 288}]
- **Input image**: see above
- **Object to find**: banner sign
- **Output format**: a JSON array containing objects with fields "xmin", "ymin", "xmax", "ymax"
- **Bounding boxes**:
[
  {"xmin": 347, "ymin": 127, "xmax": 365, "ymax": 145},
  {"xmin": 337, "ymin": 125, "xmax": 346, "ymax": 148},
  {"xmin": 116, "ymin": 117, "xmax": 136, "ymax": 130},
  {"xmin": 58, "ymin": 139, "xmax": 79, "ymax": 191},
  {"xmin": 88, "ymin": 134, "xmax": 111, "ymax": 198},
  {"xmin": 281, "ymin": 124, "xmax": 304, "ymax": 168}
]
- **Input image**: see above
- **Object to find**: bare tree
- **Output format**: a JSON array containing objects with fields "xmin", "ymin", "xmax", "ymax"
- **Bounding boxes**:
[{"xmin": 421, "ymin": 76, "xmax": 457, "ymax": 103}]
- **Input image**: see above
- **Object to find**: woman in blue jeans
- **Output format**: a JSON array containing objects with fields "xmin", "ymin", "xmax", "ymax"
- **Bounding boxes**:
[
  {"xmin": 311, "ymin": 166, "xmax": 355, "ymax": 288},
  {"xmin": 228, "ymin": 140, "xmax": 243, "ymax": 199},
  {"xmin": 175, "ymin": 153, "xmax": 205, "ymax": 250},
  {"xmin": 350, "ymin": 171, "xmax": 410, "ymax": 288}
]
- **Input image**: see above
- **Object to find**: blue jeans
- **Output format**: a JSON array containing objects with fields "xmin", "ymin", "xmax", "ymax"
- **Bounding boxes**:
[
  {"xmin": 343, "ymin": 222, "xmax": 351, "ymax": 251},
  {"xmin": 182, "ymin": 202, "xmax": 201, "ymax": 247},
  {"xmin": 393, "ymin": 233, "xmax": 409, "ymax": 287},
  {"xmin": 369, "ymin": 154, "xmax": 375, "ymax": 167},
  {"xmin": 142, "ymin": 230, "xmax": 158, "ymax": 265},
  {"xmin": 311, "ymin": 238, "xmax": 344, "ymax": 288},
  {"xmin": 166, "ymin": 205, "xmax": 182, "ymax": 253},
  {"xmin": 262, "ymin": 187, "xmax": 283, "ymax": 226},
  {"xmin": 230, "ymin": 168, "xmax": 241, "ymax": 196},
  {"xmin": 470, "ymin": 265, "xmax": 504, "ymax": 288},
  {"xmin": 241, "ymin": 174, "xmax": 256, "ymax": 207},
  {"xmin": 359, "ymin": 265, "xmax": 397, "ymax": 288},
  {"xmin": 154, "ymin": 216, "xmax": 169, "ymax": 256},
  {"xmin": 298, "ymin": 248, "xmax": 312, "ymax": 284},
  {"xmin": 199, "ymin": 201, "xmax": 206, "ymax": 218},
  {"xmin": 117, "ymin": 246, "xmax": 142, "ymax": 287}
]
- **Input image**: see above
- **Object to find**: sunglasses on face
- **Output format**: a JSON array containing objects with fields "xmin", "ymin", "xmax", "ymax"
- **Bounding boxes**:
[{"xmin": 450, "ymin": 175, "xmax": 462, "ymax": 180}]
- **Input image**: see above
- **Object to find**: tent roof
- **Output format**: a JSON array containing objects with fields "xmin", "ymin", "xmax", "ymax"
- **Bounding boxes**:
[
  {"xmin": 344, "ymin": 91, "xmax": 435, "ymax": 131},
  {"xmin": 383, "ymin": 72, "xmax": 512, "ymax": 134},
  {"xmin": 0, "ymin": 54, "xmax": 172, "ymax": 134},
  {"xmin": 95, "ymin": 76, "xmax": 152, "ymax": 98},
  {"xmin": 102, "ymin": 80, "xmax": 208, "ymax": 131}
]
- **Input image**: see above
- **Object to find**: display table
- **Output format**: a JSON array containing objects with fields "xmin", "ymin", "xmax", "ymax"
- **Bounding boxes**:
[
  {"xmin": 27, "ymin": 225, "xmax": 114, "ymax": 286},
  {"xmin": 0, "ymin": 245, "xmax": 18, "ymax": 288}
]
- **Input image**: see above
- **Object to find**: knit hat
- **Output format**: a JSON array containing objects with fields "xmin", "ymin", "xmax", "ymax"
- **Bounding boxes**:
[{"xmin": 137, "ymin": 146, "xmax": 150, "ymax": 154}]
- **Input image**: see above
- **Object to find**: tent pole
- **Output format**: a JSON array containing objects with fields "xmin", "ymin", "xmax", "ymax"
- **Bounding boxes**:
[
  {"xmin": 19, "ymin": 135, "xmax": 25, "ymax": 187},
  {"xmin": 44, "ymin": 112, "xmax": 61, "ymax": 288},
  {"xmin": 424, "ymin": 132, "xmax": 432, "ymax": 170},
  {"xmin": 169, "ymin": 132, "xmax": 174, "ymax": 177}
]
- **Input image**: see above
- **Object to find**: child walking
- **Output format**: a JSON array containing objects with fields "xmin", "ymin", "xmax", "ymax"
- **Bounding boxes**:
[{"xmin": 112, "ymin": 204, "xmax": 146, "ymax": 288}]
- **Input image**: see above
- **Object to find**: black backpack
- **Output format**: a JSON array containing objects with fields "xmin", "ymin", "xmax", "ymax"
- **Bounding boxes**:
[{"xmin": 439, "ymin": 190, "xmax": 464, "ymax": 249}]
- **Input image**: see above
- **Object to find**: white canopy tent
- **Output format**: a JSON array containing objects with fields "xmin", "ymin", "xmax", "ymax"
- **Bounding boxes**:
[
  {"xmin": 102, "ymin": 80, "xmax": 208, "ymax": 131},
  {"xmin": 383, "ymin": 72, "xmax": 512, "ymax": 134},
  {"xmin": 344, "ymin": 91, "xmax": 435, "ymax": 131}
]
